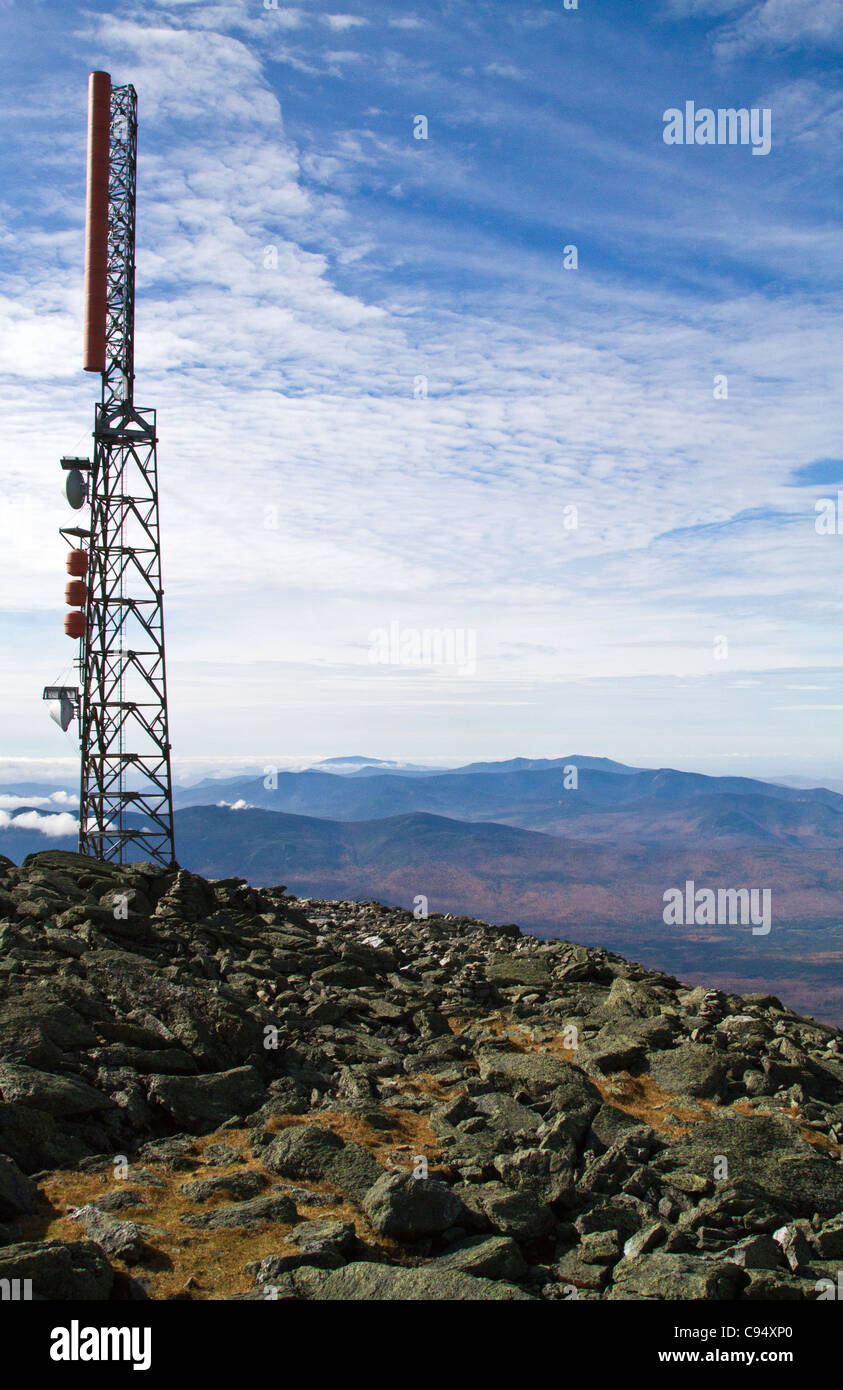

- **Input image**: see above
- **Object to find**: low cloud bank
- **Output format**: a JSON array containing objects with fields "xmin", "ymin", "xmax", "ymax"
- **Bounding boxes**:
[{"xmin": 0, "ymin": 809, "xmax": 79, "ymax": 838}]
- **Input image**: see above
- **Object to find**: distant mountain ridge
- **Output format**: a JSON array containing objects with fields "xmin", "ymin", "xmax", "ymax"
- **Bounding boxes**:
[
  {"xmin": 3, "ymin": 754, "xmax": 840, "ymax": 1022},
  {"xmin": 2, "ymin": 798, "xmax": 840, "ymax": 1021},
  {"xmin": 165, "ymin": 757, "xmax": 843, "ymax": 848}
]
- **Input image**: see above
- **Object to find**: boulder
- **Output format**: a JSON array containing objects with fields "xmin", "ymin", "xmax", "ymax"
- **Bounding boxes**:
[
  {"xmin": 313, "ymin": 1262, "xmax": 534, "ymax": 1300},
  {"xmin": 608, "ymin": 1252, "xmax": 747, "ymax": 1300},
  {"xmin": 457, "ymin": 1181, "xmax": 555, "ymax": 1241},
  {"xmin": 0, "ymin": 1239, "xmax": 114, "ymax": 1300},
  {"xmin": 178, "ymin": 1171, "xmax": 266, "ymax": 1203},
  {"xmin": 0, "ymin": 1063, "xmax": 114, "ymax": 1118},
  {"xmin": 477, "ymin": 1049, "xmax": 577, "ymax": 1098},
  {"xmin": 658, "ymin": 1113, "xmax": 843, "ymax": 1218},
  {"xmin": 262, "ymin": 1124, "xmax": 381, "ymax": 1202},
  {"xmin": 0, "ymin": 1155, "xmax": 38, "ymax": 1219},
  {"xmin": 180, "ymin": 1193, "xmax": 298, "ymax": 1231},
  {"xmin": 647, "ymin": 1044, "xmax": 727, "ymax": 1099},
  {"xmin": 429, "ymin": 1234, "xmax": 528, "ymax": 1281},
  {"xmin": 71, "ymin": 1206, "xmax": 146, "ymax": 1264},
  {"xmin": 147, "ymin": 1066, "xmax": 265, "ymax": 1128},
  {"xmin": 362, "ymin": 1171, "xmax": 467, "ymax": 1240}
]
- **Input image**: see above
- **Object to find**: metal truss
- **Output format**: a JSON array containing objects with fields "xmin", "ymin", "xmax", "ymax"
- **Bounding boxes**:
[{"xmin": 78, "ymin": 84, "xmax": 176, "ymax": 867}]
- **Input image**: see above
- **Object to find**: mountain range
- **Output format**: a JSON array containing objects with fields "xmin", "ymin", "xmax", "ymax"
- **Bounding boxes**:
[
  {"xmin": 2, "ymin": 755, "xmax": 840, "ymax": 1022},
  {"xmin": 171, "ymin": 757, "xmax": 843, "ymax": 846}
]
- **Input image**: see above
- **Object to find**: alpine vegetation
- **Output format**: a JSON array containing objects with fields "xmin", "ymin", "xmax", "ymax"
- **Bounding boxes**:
[{"xmin": 0, "ymin": 850, "xmax": 840, "ymax": 1303}]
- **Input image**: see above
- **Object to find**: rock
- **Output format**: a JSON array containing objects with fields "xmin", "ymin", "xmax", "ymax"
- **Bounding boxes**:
[
  {"xmin": 136, "ymin": 1137, "xmax": 199, "ymax": 1171},
  {"xmin": 577, "ymin": 1028, "xmax": 646, "ymax": 1075},
  {"xmin": 249, "ymin": 1247, "xmax": 343, "ymax": 1279},
  {"xmin": 656, "ymin": 1112, "xmax": 843, "ymax": 1217},
  {"xmin": 608, "ymin": 1252, "xmax": 747, "ymax": 1300},
  {"xmin": 814, "ymin": 1218, "xmax": 843, "ymax": 1260},
  {"xmin": 88, "ymin": 1189, "xmax": 149, "ymax": 1213},
  {"xmin": 180, "ymin": 1193, "xmax": 298, "ymax": 1231},
  {"xmin": 147, "ymin": 1066, "xmax": 265, "ymax": 1128},
  {"xmin": 647, "ymin": 1044, "xmax": 726, "ymax": 1099},
  {"xmin": 429, "ymin": 1234, "xmax": 528, "ymax": 1281},
  {"xmin": 588, "ymin": 1103, "xmax": 644, "ymax": 1149},
  {"xmin": 0, "ymin": 1239, "xmax": 114, "ymax": 1299},
  {"xmin": 262, "ymin": 1125, "xmax": 381, "ymax": 1203},
  {"xmin": 289, "ymin": 1218, "xmax": 356, "ymax": 1253},
  {"xmin": 457, "ymin": 1181, "xmax": 555, "ymax": 1241},
  {"xmin": 770, "ymin": 1156, "xmax": 843, "ymax": 1220},
  {"xmin": 312, "ymin": 1262, "xmax": 534, "ymax": 1300},
  {"xmin": 623, "ymin": 1222, "xmax": 668, "ymax": 1259},
  {"xmin": 579, "ymin": 1229, "xmax": 622, "ymax": 1265},
  {"xmin": 362, "ymin": 1172, "xmax": 466, "ymax": 1240},
  {"xmin": 179, "ymin": 1171, "xmax": 266, "ymax": 1203},
  {"xmin": 742, "ymin": 1271, "xmax": 806, "ymax": 1300},
  {"xmin": 576, "ymin": 1195, "xmax": 650, "ymax": 1238},
  {"xmin": 0, "ymin": 854, "xmax": 841, "ymax": 1303},
  {"xmin": 722, "ymin": 1234, "xmax": 782, "ymax": 1270},
  {"xmin": 203, "ymin": 1143, "xmax": 244, "ymax": 1167},
  {"xmin": 477, "ymin": 1049, "xmax": 576, "ymax": 1098},
  {"xmin": 93, "ymin": 1045, "xmax": 197, "ymax": 1075},
  {"xmin": 773, "ymin": 1223, "xmax": 814, "ymax": 1272},
  {"xmin": 487, "ymin": 955, "xmax": 551, "ymax": 988},
  {"xmin": 605, "ymin": 978, "xmax": 671, "ymax": 1018},
  {"xmin": 0, "ymin": 1102, "xmax": 84, "ymax": 1174},
  {"xmin": 248, "ymin": 1221, "xmax": 356, "ymax": 1281},
  {"xmin": 473, "ymin": 1091, "xmax": 539, "ymax": 1137},
  {"xmin": 0, "ymin": 1155, "xmax": 38, "ymax": 1219},
  {"xmin": 546, "ymin": 1071, "xmax": 603, "ymax": 1114},
  {"xmin": 493, "ymin": 1146, "xmax": 576, "ymax": 1206},
  {"xmin": 0, "ymin": 1063, "xmax": 114, "ymax": 1117},
  {"xmin": 71, "ymin": 1206, "xmax": 146, "ymax": 1264},
  {"xmin": 0, "ymin": 996, "xmax": 97, "ymax": 1069},
  {"xmin": 554, "ymin": 1250, "xmax": 611, "ymax": 1291}
]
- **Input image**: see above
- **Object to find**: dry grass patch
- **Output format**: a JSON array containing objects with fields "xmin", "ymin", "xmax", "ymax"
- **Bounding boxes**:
[
  {"xmin": 13, "ymin": 1000, "xmax": 840, "ymax": 1299},
  {"xmin": 14, "ymin": 1113, "xmax": 420, "ymax": 1301}
]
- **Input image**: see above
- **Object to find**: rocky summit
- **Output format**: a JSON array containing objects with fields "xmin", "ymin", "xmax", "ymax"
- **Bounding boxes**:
[{"xmin": 0, "ymin": 849, "xmax": 842, "ymax": 1303}]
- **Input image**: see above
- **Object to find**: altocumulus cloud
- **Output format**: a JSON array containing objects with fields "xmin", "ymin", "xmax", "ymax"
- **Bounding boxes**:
[{"xmin": 0, "ymin": 0, "xmax": 840, "ymax": 771}]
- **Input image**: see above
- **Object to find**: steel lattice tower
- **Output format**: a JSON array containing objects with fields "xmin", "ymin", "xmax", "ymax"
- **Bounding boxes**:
[{"xmin": 75, "ymin": 79, "xmax": 176, "ymax": 867}]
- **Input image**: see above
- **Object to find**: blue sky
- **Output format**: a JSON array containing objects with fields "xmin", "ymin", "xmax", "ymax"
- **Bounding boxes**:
[{"xmin": 1, "ymin": 0, "xmax": 842, "ymax": 787}]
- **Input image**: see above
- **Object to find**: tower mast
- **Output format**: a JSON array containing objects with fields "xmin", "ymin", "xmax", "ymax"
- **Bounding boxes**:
[{"xmin": 52, "ymin": 73, "xmax": 176, "ymax": 868}]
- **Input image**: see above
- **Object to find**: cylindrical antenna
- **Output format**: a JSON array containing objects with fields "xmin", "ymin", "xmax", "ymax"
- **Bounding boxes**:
[{"xmin": 82, "ymin": 70, "xmax": 111, "ymax": 373}]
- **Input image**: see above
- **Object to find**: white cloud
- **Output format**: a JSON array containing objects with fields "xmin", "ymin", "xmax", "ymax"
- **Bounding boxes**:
[
  {"xmin": 321, "ymin": 14, "xmax": 368, "ymax": 31},
  {"xmin": 757, "ymin": 78, "xmax": 843, "ymax": 146},
  {"xmin": 0, "ymin": 809, "xmax": 79, "ymax": 837},
  {"xmin": 774, "ymin": 704, "xmax": 843, "ymax": 711},
  {"xmin": 681, "ymin": 0, "xmax": 843, "ymax": 56},
  {"xmin": 663, "ymin": 0, "xmax": 843, "ymax": 56},
  {"xmin": 483, "ymin": 63, "xmax": 527, "ymax": 80},
  {"xmin": 0, "ymin": 2, "xmax": 840, "ymax": 773},
  {"xmin": 0, "ymin": 791, "xmax": 77, "ymax": 809},
  {"xmin": 663, "ymin": 1, "xmax": 749, "ymax": 15},
  {"xmin": 261, "ymin": 7, "xmax": 308, "ymax": 28}
]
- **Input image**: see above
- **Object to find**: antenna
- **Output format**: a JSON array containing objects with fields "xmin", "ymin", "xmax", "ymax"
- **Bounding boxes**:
[{"xmin": 44, "ymin": 73, "xmax": 177, "ymax": 869}]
